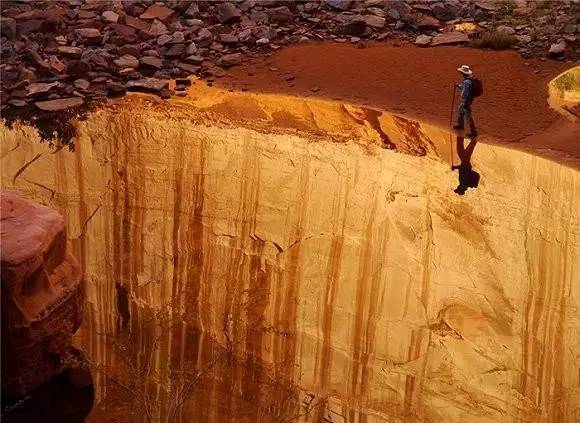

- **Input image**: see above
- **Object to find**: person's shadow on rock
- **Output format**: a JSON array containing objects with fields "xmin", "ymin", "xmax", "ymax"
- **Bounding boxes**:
[{"xmin": 451, "ymin": 135, "xmax": 480, "ymax": 195}]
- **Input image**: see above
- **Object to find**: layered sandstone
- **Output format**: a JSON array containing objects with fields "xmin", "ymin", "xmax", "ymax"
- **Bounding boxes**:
[
  {"xmin": 1, "ymin": 190, "xmax": 84, "ymax": 397},
  {"xmin": 1, "ymin": 83, "xmax": 579, "ymax": 422}
]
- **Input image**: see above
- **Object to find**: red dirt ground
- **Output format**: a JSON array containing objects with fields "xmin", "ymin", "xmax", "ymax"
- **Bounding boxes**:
[{"xmin": 216, "ymin": 43, "xmax": 579, "ymax": 164}]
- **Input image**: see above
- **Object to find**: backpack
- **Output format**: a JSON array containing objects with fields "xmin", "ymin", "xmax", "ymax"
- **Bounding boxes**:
[{"xmin": 471, "ymin": 78, "xmax": 483, "ymax": 98}]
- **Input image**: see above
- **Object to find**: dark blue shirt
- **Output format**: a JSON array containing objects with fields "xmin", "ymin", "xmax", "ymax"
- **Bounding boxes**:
[{"xmin": 460, "ymin": 77, "xmax": 473, "ymax": 100}]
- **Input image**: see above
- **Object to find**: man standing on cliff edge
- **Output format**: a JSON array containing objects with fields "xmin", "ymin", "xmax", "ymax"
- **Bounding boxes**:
[{"xmin": 453, "ymin": 65, "xmax": 479, "ymax": 138}]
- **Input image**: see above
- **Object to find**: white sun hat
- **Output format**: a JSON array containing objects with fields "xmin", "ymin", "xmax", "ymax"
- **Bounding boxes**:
[{"xmin": 458, "ymin": 64, "xmax": 473, "ymax": 76}]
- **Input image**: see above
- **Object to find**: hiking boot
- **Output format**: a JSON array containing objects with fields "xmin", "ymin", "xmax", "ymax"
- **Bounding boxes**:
[{"xmin": 452, "ymin": 125, "xmax": 463, "ymax": 130}]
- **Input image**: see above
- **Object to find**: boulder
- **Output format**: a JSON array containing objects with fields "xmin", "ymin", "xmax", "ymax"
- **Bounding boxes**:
[
  {"xmin": 517, "ymin": 34, "xmax": 532, "ymax": 44},
  {"xmin": 431, "ymin": 32, "xmax": 469, "ymax": 46},
  {"xmin": 548, "ymin": 42, "xmax": 566, "ymax": 57},
  {"xmin": 164, "ymin": 44, "xmax": 185, "ymax": 59},
  {"xmin": 216, "ymin": 3, "xmax": 241, "ymax": 24},
  {"xmin": 74, "ymin": 28, "xmax": 102, "ymax": 40},
  {"xmin": 326, "ymin": 0, "xmax": 353, "ymax": 11},
  {"xmin": 0, "ymin": 16, "xmax": 17, "ymax": 39},
  {"xmin": 364, "ymin": 15, "xmax": 386, "ymax": 29},
  {"xmin": 238, "ymin": 28, "xmax": 254, "ymax": 43},
  {"xmin": 26, "ymin": 82, "xmax": 59, "ymax": 97},
  {"xmin": 218, "ymin": 53, "xmax": 243, "ymax": 68},
  {"xmin": 157, "ymin": 34, "xmax": 173, "ymax": 46},
  {"xmin": 496, "ymin": 25, "xmax": 516, "ymax": 35},
  {"xmin": 172, "ymin": 31, "xmax": 185, "ymax": 43},
  {"xmin": 57, "ymin": 46, "xmax": 82, "ymax": 58},
  {"xmin": 66, "ymin": 60, "xmax": 91, "ymax": 78},
  {"xmin": 415, "ymin": 34, "xmax": 432, "ymax": 46},
  {"xmin": 118, "ymin": 44, "xmax": 141, "ymax": 57},
  {"xmin": 475, "ymin": 0, "xmax": 496, "ymax": 11},
  {"xmin": 184, "ymin": 3, "xmax": 199, "ymax": 17},
  {"xmin": 26, "ymin": 48, "xmax": 49, "ymax": 70},
  {"xmin": 250, "ymin": 10, "xmax": 269, "ymax": 24},
  {"xmin": 220, "ymin": 33, "xmax": 239, "ymax": 44},
  {"xmin": 367, "ymin": 7, "xmax": 386, "ymax": 17},
  {"xmin": 139, "ymin": 4, "xmax": 175, "ymax": 21},
  {"xmin": 338, "ymin": 14, "xmax": 367, "ymax": 36},
  {"xmin": 148, "ymin": 20, "xmax": 169, "ymax": 36},
  {"xmin": 253, "ymin": 25, "xmax": 277, "ymax": 40},
  {"xmin": 416, "ymin": 14, "xmax": 440, "ymax": 29},
  {"xmin": 125, "ymin": 16, "xmax": 151, "ymax": 32},
  {"xmin": 140, "ymin": 56, "xmax": 163, "ymax": 69},
  {"xmin": 8, "ymin": 99, "xmax": 27, "ymax": 107},
  {"xmin": 185, "ymin": 42, "xmax": 198, "ymax": 55},
  {"xmin": 102, "ymin": 10, "xmax": 119, "ymax": 23},
  {"xmin": 73, "ymin": 79, "xmax": 90, "ymax": 90},
  {"xmin": 268, "ymin": 6, "xmax": 293, "ymax": 23},
  {"xmin": 125, "ymin": 77, "xmax": 169, "ymax": 93},
  {"xmin": 114, "ymin": 54, "xmax": 139, "ymax": 69},
  {"xmin": 198, "ymin": 28, "xmax": 213, "ymax": 41},
  {"xmin": 431, "ymin": 3, "xmax": 458, "ymax": 21},
  {"xmin": 1, "ymin": 191, "xmax": 84, "ymax": 397}
]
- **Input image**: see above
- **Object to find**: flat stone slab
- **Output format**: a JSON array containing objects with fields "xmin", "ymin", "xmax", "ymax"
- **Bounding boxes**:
[
  {"xmin": 35, "ymin": 97, "xmax": 84, "ymax": 111},
  {"xmin": 431, "ymin": 32, "xmax": 470, "ymax": 46}
]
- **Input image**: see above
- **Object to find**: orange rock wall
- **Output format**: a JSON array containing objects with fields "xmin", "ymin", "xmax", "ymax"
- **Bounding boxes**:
[{"xmin": 1, "ymin": 89, "xmax": 579, "ymax": 422}]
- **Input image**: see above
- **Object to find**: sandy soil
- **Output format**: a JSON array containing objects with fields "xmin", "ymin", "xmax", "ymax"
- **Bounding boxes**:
[{"xmin": 216, "ymin": 43, "xmax": 579, "ymax": 164}]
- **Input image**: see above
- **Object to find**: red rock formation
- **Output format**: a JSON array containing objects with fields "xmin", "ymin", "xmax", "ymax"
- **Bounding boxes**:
[{"xmin": 1, "ymin": 190, "xmax": 83, "ymax": 397}]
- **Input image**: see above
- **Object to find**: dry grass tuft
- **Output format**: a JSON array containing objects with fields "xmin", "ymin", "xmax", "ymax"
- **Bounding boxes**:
[{"xmin": 471, "ymin": 31, "xmax": 518, "ymax": 50}]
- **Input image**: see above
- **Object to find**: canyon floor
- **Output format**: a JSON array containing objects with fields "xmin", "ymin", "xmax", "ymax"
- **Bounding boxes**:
[{"xmin": 217, "ymin": 43, "xmax": 580, "ymax": 166}]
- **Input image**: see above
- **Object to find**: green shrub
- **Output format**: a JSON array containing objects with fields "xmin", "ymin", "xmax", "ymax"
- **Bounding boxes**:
[{"xmin": 471, "ymin": 31, "xmax": 518, "ymax": 50}]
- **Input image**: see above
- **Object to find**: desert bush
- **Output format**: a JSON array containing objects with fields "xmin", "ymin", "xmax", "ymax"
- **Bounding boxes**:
[
  {"xmin": 552, "ymin": 68, "xmax": 580, "ymax": 93},
  {"xmin": 471, "ymin": 31, "xmax": 518, "ymax": 50}
]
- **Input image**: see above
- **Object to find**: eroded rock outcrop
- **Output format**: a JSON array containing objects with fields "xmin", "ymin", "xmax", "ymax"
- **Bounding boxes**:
[
  {"xmin": 1, "ymin": 86, "xmax": 579, "ymax": 422},
  {"xmin": 1, "ymin": 191, "xmax": 83, "ymax": 397}
]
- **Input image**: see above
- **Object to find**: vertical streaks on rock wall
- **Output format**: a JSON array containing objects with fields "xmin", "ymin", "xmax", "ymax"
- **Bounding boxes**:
[{"xmin": 1, "ymin": 98, "xmax": 579, "ymax": 422}]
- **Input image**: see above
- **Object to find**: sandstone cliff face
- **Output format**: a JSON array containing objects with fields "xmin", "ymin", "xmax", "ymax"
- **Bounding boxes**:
[
  {"xmin": 1, "ymin": 190, "xmax": 84, "ymax": 397},
  {"xmin": 1, "ymin": 87, "xmax": 579, "ymax": 422}
]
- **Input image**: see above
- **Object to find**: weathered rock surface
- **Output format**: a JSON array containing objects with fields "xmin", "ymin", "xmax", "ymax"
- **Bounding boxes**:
[
  {"xmin": 1, "ymin": 191, "xmax": 83, "ymax": 397},
  {"xmin": 1, "ymin": 86, "xmax": 578, "ymax": 421}
]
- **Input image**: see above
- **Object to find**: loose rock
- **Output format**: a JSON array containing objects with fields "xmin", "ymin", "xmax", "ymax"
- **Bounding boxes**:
[
  {"xmin": 364, "ymin": 15, "xmax": 385, "ymax": 29},
  {"xmin": 102, "ymin": 11, "xmax": 119, "ymax": 23},
  {"xmin": 548, "ymin": 42, "xmax": 566, "ymax": 57},
  {"xmin": 75, "ymin": 28, "xmax": 102, "ymax": 40},
  {"xmin": 216, "ymin": 3, "xmax": 241, "ymax": 24},
  {"xmin": 496, "ymin": 25, "xmax": 516, "ymax": 36},
  {"xmin": 157, "ymin": 34, "xmax": 173, "ymax": 46},
  {"xmin": 140, "ymin": 4, "xmax": 175, "ymax": 21},
  {"xmin": 57, "ymin": 46, "xmax": 82, "ymax": 58},
  {"xmin": 415, "ymin": 34, "xmax": 432, "ymax": 47},
  {"xmin": 140, "ymin": 56, "xmax": 163, "ymax": 69},
  {"xmin": 35, "ymin": 97, "xmax": 84, "ymax": 111},
  {"xmin": 73, "ymin": 79, "xmax": 90, "ymax": 90},
  {"xmin": 114, "ymin": 55, "xmax": 139, "ymax": 69},
  {"xmin": 125, "ymin": 77, "xmax": 169, "ymax": 93},
  {"xmin": 326, "ymin": 0, "xmax": 353, "ymax": 11},
  {"xmin": 219, "ymin": 53, "xmax": 243, "ymax": 68},
  {"xmin": 431, "ymin": 32, "xmax": 469, "ymax": 46},
  {"xmin": 268, "ymin": 6, "xmax": 293, "ymax": 23}
]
